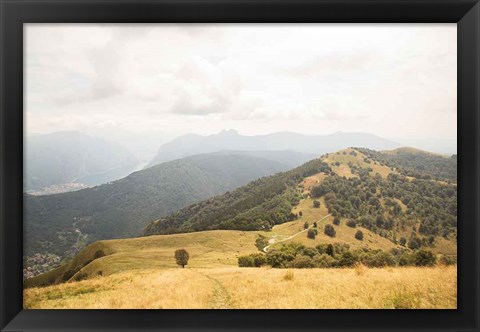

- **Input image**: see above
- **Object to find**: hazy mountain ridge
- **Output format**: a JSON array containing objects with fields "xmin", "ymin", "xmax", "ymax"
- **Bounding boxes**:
[{"xmin": 147, "ymin": 130, "xmax": 402, "ymax": 167}]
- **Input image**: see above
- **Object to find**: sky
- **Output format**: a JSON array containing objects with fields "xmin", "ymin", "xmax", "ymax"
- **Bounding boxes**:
[{"xmin": 25, "ymin": 24, "xmax": 457, "ymax": 156}]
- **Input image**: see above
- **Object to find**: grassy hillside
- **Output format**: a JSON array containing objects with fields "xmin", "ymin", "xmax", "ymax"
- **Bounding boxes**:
[
  {"xmin": 25, "ymin": 152, "xmax": 293, "ymax": 264},
  {"xmin": 24, "ymin": 230, "xmax": 259, "ymax": 288},
  {"xmin": 24, "ymin": 266, "xmax": 456, "ymax": 309}
]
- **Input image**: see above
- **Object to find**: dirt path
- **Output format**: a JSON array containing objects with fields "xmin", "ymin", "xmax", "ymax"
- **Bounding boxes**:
[
  {"xmin": 198, "ymin": 272, "xmax": 232, "ymax": 309},
  {"xmin": 263, "ymin": 214, "xmax": 332, "ymax": 252}
]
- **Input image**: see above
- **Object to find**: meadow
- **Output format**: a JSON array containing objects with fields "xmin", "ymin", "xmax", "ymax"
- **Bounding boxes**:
[{"xmin": 24, "ymin": 265, "xmax": 457, "ymax": 309}]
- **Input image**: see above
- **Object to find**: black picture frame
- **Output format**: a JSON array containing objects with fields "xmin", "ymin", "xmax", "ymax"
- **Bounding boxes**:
[{"xmin": 1, "ymin": 0, "xmax": 479, "ymax": 331}]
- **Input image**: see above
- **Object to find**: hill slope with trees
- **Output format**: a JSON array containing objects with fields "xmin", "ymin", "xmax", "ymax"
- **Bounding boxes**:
[{"xmin": 143, "ymin": 147, "xmax": 457, "ymax": 255}]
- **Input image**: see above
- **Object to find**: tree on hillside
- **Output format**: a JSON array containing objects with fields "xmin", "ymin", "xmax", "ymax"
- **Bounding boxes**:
[
  {"xmin": 307, "ymin": 229, "xmax": 316, "ymax": 239},
  {"xmin": 175, "ymin": 249, "xmax": 190, "ymax": 268},
  {"xmin": 355, "ymin": 230, "xmax": 364, "ymax": 241},
  {"xmin": 324, "ymin": 224, "xmax": 336, "ymax": 237},
  {"xmin": 346, "ymin": 219, "xmax": 357, "ymax": 228},
  {"xmin": 333, "ymin": 217, "xmax": 340, "ymax": 225},
  {"xmin": 313, "ymin": 200, "xmax": 321, "ymax": 208},
  {"xmin": 304, "ymin": 221, "xmax": 309, "ymax": 229}
]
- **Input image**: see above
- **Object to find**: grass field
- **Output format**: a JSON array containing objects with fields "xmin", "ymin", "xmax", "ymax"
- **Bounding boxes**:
[{"xmin": 24, "ymin": 265, "xmax": 457, "ymax": 309}]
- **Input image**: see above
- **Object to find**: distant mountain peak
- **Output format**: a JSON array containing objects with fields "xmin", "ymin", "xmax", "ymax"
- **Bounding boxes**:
[{"xmin": 218, "ymin": 129, "xmax": 240, "ymax": 136}]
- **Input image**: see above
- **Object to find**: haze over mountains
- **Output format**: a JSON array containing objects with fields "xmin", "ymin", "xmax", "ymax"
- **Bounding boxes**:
[
  {"xmin": 147, "ymin": 130, "xmax": 402, "ymax": 167},
  {"xmin": 25, "ymin": 132, "xmax": 139, "ymax": 194},
  {"xmin": 25, "ymin": 130, "xmax": 403, "ymax": 195}
]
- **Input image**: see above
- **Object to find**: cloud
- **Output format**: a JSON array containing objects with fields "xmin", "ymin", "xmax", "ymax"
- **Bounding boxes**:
[{"xmin": 25, "ymin": 24, "xmax": 457, "ymax": 151}]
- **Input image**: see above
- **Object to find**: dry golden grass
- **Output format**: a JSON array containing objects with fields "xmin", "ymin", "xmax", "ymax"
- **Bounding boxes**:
[
  {"xmin": 24, "ymin": 266, "xmax": 457, "ymax": 309},
  {"xmin": 301, "ymin": 172, "xmax": 327, "ymax": 194},
  {"xmin": 287, "ymin": 197, "xmax": 400, "ymax": 251},
  {"xmin": 25, "ymin": 230, "xmax": 261, "ymax": 287},
  {"xmin": 324, "ymin": 148, "xmax": 395, "ymax": 179}
]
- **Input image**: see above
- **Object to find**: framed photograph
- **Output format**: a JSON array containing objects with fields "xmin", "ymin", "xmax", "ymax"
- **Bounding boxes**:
[{"xmin": 1, "ymin": 0, "xmax": 479, "ymax": 331}]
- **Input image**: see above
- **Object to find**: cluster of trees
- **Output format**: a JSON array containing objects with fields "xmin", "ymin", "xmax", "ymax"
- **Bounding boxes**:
[
  {"xmin": 309, "ymin": 166, "xmax": 457, "ymax": 244},
  {"xmin": 238, "ymin": 242, "xmax": 451, "ymax": 269},
  {"xmin": 144, "ymin": 159, "xmax": 332, "ymax": 235}
]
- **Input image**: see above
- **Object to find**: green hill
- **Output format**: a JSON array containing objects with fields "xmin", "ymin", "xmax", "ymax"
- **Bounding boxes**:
[
  {"xmin": 24, "ymin": 152, "xmax": 295, "ymax": 263},
  {"xmin": 143, "ymin": 147, "xmax": 457, "ymax": 254}
]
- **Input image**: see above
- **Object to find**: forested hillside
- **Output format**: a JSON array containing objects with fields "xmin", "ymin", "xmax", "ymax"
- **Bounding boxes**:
[
  {"xmin": 143, "ymin": 159, "xmax": 332, "ymax": 235},
  {"xmin": 25, "ymin": 152, "xmax": 294, "ymax": 265},
  {"xmin": 143, "ymin": 147, "xmax": 457, "ymax": 254}
]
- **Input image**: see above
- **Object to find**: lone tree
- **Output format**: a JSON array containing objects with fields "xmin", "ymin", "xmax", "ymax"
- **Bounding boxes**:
[
  {"xmin": 175, "ymin": 249, "xmax": 190, "ymax": 268},
  {"xmin": 355, "ymin": 230, "xmax": 364, "ymax": 241},
  {"xmin": 313, "ymin": 200, "xmax": 321, "ymax": 208},
  {"xmin": 304, "ymin": 221, "xmax": 309, "ymax": 229},
  {"xmin": 307, "ymin": 229, "xmax": 316, "ymax": 239}
]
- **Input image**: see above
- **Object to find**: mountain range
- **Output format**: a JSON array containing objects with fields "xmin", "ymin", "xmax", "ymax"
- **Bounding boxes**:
[{"xmin": 146, "ymin": 130, "xmax": 402, "ymax": 167}]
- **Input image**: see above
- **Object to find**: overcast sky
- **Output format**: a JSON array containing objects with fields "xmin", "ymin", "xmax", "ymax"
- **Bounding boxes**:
[{"xmin": 25, "ymin": 24, "xmax": 457, "ymax": 155}]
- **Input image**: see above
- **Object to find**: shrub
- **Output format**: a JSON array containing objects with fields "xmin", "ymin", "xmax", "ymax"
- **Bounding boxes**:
[
  {"xmin": 288, "ymin": 255, "xmax": 316, "ymax": 268},
  {"xmin": 301, "ymin": 247, "xmax": 318, "ymax": 258},
  {"xmin": 74, "ymin": 273, "xmax": 89, "ymax": 281},
  {"xmin": 326, "ymin": 243, "xmax": 335, "ymax": 256},
  {"xmin": 439, "ymin": 255, "xmax": 457, "ymax": 266},
  {"xmin": 313, "ymin": 254, "xmax": 337, "ymax": 268},
  {"xmin": 408, "ymin": 237, "xmax": 421, "ymax": 250},
  {"xmin": 338, "ymin": 251, "xmax": 357, "ymax": 267},
  {"xmin": 93, "ymin": 250, "xmax": 106, "ymax": 259},
  {"xmin": 251, "ymin": 253, "xmax": 267, "ymax": 267},
  {"xmin": 266, "ymin": 250, "xmax": 294, "ymax": 268},
  {"xmin": 399, "ymin": 237, "xmax": 407, "ymax": 246},
  {"xmin": 307, "ymin": 229, "xmax": 316, "ymax": 239},
  {"xmin": 346, "ymin": 219, "xmax": 357, "ymax": 228},
  {"xmin": 364, "ymin": 251, "xmax": 396, "ymax": 267},
  {"xmin": 304, "ymin": 221, "xmax": 309, "ymax": 229},
  {"xmin": 413, "ymin": 249, "xmax": 436, "ymax": 266},
  {"xmin": 313, "ymin": 200, "xmax": 321, "ymax": 208},
  {"xmin": 355, "ymin": 230, "xmax": 364, "ymax": 240},
  {"xmin": 398, "ymin": 252, "xmax": 415, "ymax": 266},
  {"xmin": 324, "ymin": 224, "xmax": 336, "ymax": 237},
  {"xmin": 255, "ymin": 235, "xmax": 269, "ymax": 252},
  {"xmin": 238, "ymin": 255, "xmax": 254, "ymax": 267},
  {"xmin": 333, "ymin": 217, "xmax": 340, "ymax": 225},
  {"xmin": 313, "ymin": 222, "xmax": 317, "ymax": 228}
]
